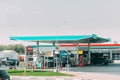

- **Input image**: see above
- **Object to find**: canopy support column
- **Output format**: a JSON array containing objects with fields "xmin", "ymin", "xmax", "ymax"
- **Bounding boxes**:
[
  {"xmin": 76, "ymin": 42, "xmax": 79, "ymax": 65},
  {"xmin": 53, "ymin": 41, "xmax": 55, "ymax": 58},
  {"xmin": 36, "ymin": 41, "xmax": 40, "ymax": 54},
  {"xmin": 88, "ymin": 39, "xmax": 91, "ymax": 64},
  {"xmin": 110, "ymin": 49, "xmax": 112, "ymax": 62}
]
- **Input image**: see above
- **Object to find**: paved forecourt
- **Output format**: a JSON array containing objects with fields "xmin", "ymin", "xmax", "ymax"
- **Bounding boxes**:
[{"xmin": 10, "ymin": 71, "xmax": 120, "ymax": 80}]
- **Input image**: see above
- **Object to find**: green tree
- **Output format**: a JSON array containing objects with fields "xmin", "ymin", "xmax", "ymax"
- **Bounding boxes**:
[
  {"xmin": 0, "ymin": 44, "xmax": 25, "ymax": 54},
  {"xmin": 0, "ymin": 45, "xmax": 6, "ymax": 51}
]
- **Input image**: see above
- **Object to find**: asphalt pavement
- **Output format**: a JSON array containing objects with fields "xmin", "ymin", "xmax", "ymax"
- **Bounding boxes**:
[
  {"xmin": 10, "ymin": 71, "xmax": 120, "ymax": 80},
  {"xmin": 10, "ymin": 63, "xmax": 120, "ymax": 80},
  {"xmin": 70, "ymin": 63, "xmax": 120, "ymax": 75}
]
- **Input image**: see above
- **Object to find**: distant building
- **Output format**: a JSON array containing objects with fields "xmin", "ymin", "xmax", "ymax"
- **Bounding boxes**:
[{"xmin": 0, "ymin": 50, "xmax": 19, "ymax": 59}]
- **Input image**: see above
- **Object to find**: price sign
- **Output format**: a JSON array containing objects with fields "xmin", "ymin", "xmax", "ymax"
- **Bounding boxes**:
[{"xmin": 26, "ymin": 46, "xmax": 33, "ymax": 53}]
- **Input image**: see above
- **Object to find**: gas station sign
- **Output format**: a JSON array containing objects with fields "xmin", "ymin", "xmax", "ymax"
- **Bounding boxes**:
[
  {"xmin": 26, "ymin": 46, "xmax": 34, "ymax": 69},
  {"xmin": 78, "ymin": 50, "xmax": 83, "ymax": 54},
  {"xmin": 26, "ymin": 46, "xmax": 33, "ymax": 53}
]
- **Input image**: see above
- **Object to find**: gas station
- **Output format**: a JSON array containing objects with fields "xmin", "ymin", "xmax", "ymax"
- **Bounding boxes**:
[{"xmin": 9, "ymin": 34, "xmax": 110, "ymax": 71}]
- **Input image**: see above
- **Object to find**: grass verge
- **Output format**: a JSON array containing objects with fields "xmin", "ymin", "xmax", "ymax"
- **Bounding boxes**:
[{"xmin": 7, "ymin": 70, "xmax": 73, "ymax": 76}]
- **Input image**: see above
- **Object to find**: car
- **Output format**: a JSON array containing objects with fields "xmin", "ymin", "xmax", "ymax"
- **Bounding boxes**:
[
  {"xmin": 0, "ymin": 70, "xmax": 10, "ymax": 80},
  {"xmin": 6, "ymin": 59, "xmax": 19, "ymax": 66}
]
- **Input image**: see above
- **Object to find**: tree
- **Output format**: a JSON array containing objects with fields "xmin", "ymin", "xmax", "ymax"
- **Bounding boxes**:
[
  {"xmin": 0, "ymin": 44, "xmax": 25, "ymax": 54},
  {"xmin": 0, "ymin": 45, "xmax": 6, "ymax": 51}
]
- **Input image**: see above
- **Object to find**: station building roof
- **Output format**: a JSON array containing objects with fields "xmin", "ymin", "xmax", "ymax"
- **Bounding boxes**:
[
  {"xmin": 9, "ymin": 34, "xmax": 110, "ymax": 44},
  {"xmin": 59, "ymin": 44, "xmax": 120, "ymax": 49},
  {"xmin": 30, "ymin": 43, "xmax": 120, "ymax": 50}
]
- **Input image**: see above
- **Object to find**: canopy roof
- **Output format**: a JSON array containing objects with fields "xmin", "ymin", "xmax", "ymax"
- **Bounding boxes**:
[
  {"xmin": 9, "ymin": 34, "xmax": 110, "ymax": 43},
  {"xmin": 60, "ymin": 44, "xmax": 120, "ymax": 49}
]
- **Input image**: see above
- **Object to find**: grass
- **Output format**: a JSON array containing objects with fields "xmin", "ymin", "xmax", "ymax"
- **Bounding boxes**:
[{"xmin": 7, "ymin": 70, "xmax": 73, "ymax": 76}]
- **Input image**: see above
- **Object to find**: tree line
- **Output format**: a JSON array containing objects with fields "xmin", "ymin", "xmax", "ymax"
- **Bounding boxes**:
[{"xmin": 0, "ymin": 44, "xmax": 25, "ymax": 54}]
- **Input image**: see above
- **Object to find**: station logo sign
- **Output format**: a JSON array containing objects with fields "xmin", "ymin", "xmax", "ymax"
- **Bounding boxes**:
[{"xmin": 26, "ymin": 46, "xmax": 33, "ymax": 55}]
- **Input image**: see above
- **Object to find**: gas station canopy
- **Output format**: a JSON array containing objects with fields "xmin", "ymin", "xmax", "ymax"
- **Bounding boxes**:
[
  {"xmin": 9, "ymin": 34, "xmax": 111, "ymax": 66},
  {"xmin": 9, "ymin": 34, "xmax": 110, "ymax": 43}
]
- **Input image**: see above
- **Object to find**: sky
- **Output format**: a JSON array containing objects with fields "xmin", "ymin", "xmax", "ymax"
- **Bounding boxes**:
[{"xmin": 0, "ymin": 0, "xmax": 120, "ymax": 45}]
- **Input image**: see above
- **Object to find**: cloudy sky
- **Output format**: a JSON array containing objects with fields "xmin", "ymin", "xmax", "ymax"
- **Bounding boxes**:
[{"xmin": 0, "ymin": 0, "xmax": 120, "ymax": 45}]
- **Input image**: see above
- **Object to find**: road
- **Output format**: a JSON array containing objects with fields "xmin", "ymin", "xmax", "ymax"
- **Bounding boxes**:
[
  {"xmin": 69, "ymin": 63, "xmax": 120, "ymax": 75},
  {"xmin": 10, "ymin": 63, "xmax": 120, "ymax": 80}
]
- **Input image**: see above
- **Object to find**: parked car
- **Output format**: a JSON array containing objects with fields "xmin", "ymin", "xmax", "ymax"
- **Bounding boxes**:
[
  {"xmin": 0, "ymin": 70, "xmax": 10, "ymax": 80},
  {"xmin": 91, "ymin": 53, "xmax": 110, "ymax": 65},
  {"xmin": 6, "ymin": 59, "xmax": 19, "ymax": 66}
]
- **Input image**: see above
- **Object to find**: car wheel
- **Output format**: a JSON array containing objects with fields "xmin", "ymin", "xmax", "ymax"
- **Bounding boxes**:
[
  {"xmin": 5, "ymin": 76, "xmax": 10, "ymax": 80},
  {"xmin": 1, "ymin": 75, "xmax": 10, "ymax": 80}
]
